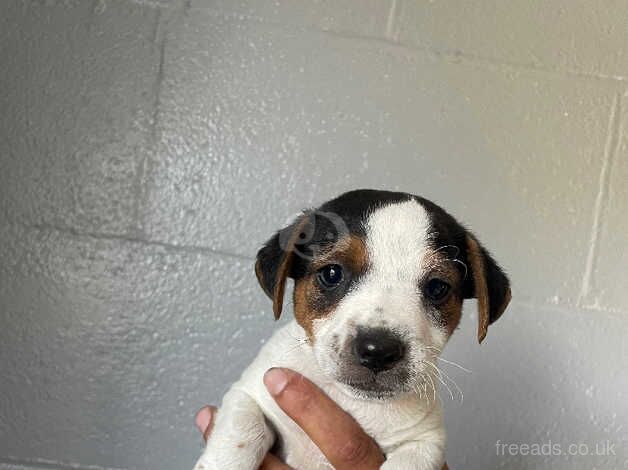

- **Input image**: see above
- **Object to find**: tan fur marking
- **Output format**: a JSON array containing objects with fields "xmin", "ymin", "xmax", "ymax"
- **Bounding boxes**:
[
  {"xmin": 271, "ymin": 217, "xmax": 311, "ymax": 320},
  {"xmin": 293, "ymin": 235, "xmax": 368, "ymax": 343},
  {"xmin": 422, "ymin": 249, "xmax": 465, "ymax": 336},
  {"xmin": 466, "ymin": 235, "xmax": 491, "ymax": 343},
  {"xmin": 311, "ymin": 235, "xmax": 368, "ymax": 274},
  {"xmin": 254, "ymin": 259, "xmax": 269, "ymax": 298},
  {"xmin": 440, "ymin": 295, "xmax": 463, "ymax": 336},
  {"xmin": 293, "ymin": 277, "xmax": 319, "ymax": 343}
]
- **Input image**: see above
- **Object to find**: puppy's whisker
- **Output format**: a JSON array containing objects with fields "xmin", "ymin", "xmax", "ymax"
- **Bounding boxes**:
[
  {"xmin": 424, "ymin": 348, "xmax": 471, "ymax": 380},
  {"xmin": 436, "ymin": 356, "xmax": 472, "ymax": 373},
  {"xmin": 434, "ymin": 244, "xmax": 460, "ymax": 257},
  {"xmin": 426, "ymin": 372, "xmax": 437, "ymax": 404},
  {"xmin": 446, "ymin": 258, "xmax": 468, "ymax": 280},
  {"xmin": 422, "ymin": 360, "xmax": 456, "ymax": 403},
  {"xmin": 276, "ymin": 338, "xmax": 308, "ymax": 360},
  {"xmin": 428, "ymin": 244, "xmax": 469, "ymax": 279},
  {"xmin": 286, "ymin": 330, "xmax": 308, "ymax": 344},
  {"xmin": 433, "ymin": 372, "xmax": 453, "ymax": 403},
  {"xmin": 412, "ymin": 372, "xmax": 433, "ymax": 405},
  {"xmin": 422, "ymin": 346, "xmax": 443, "ymax": 360},
  {"xmin": 417, "ymin": 381, "xmax": 424, "ymax": 401},
  {"xmin": 415, "ymin": 369, "xmax": 445, "ymax": 407},
  {"xmin": 414, "ymin": 376, "xmax": 426, "ymax": 403},
  {"xmin": 425, "ymin": 363, "xmax": 454, "ymax": 402},
  {"xmin": 422, "ymin": 375, "xmax": 433, "ymax": 406},
  {"xmin": 432, "ymin": 363, "xmax": 464, "ymax": 404}
]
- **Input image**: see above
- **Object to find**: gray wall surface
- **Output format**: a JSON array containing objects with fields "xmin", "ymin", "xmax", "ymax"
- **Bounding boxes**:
[{"xmin": 1, "ymin": 1, "xmax": 627, "ymax": 469}]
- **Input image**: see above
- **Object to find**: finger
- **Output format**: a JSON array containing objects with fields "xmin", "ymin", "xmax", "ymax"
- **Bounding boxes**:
[
  {"xmin": 264, "ymin": 368, "xmax": 385, "ymax": 470},
  {"xmin": 194, "ymin": 405, "xmax": 217, "ymax": 442},
  {"xmin": 259, "ymin": 453, "xmax": 293, "ymax": 470}
]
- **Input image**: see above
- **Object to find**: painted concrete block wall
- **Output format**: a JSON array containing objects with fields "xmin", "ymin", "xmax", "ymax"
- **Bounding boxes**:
[{"xmin": 1, "ymin": 1, "xmax": 627, "ymax": 469}]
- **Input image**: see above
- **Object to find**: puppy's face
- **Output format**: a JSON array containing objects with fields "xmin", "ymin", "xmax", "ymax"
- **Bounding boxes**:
[{"xmin": 256, "ymin": 190, "xmax": 511, "ymax": 400}]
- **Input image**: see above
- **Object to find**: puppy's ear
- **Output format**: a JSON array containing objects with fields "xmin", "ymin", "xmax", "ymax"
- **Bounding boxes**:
[
  {"xmin": 464, "ymin": 234, "xmax": 511, "ymax": 343},
  {"xmin": 255, "ymin": 215, "xmax": 310, "ymax": 320}
]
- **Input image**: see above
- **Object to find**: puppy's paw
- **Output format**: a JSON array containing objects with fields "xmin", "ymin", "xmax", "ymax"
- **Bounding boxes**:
[
  {"xmin": 193, "ymin": 449, "xmax": 235, "ymax": 470},
  {"xmin": 193, "ymin": 443, "xmax": 265, "ymax": 470},
  {"xmin": 381, "ymin": 445, "xmax": 445, "ymax": 470},
  {"xmin": 192, "ymin": 455, "xmax": 216, "ymax": 470},
  {"xmin": 193, "ymin": 455, "xmax": 259, "ymax": 470},
  {"xmin": 192, "ymin": 389, "xmax": 274, "ymax": 470}
]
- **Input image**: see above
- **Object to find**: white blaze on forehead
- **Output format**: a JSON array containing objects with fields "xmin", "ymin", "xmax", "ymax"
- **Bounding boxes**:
[
  {"xmin": 364, "ymin": 200, "xmax": 431, "ymax": 284},
  {"xmin": 312, "ymin": 198, "xmax": 446, "ymax": 381}
]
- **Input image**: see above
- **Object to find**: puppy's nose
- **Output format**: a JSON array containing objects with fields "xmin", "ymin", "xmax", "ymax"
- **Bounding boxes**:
[{"xmin": 353, "ymin": 329, "xmax": 405, "ymax": 373}]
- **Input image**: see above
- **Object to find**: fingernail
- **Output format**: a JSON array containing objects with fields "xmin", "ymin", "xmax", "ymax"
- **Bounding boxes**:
[
  {"xmin": 264, "ymin": 368, "xmax": 289, "ymax": 396},
  {"xmin": 195, "ymin": 406, "xmax": 213, "ymax": 433}
]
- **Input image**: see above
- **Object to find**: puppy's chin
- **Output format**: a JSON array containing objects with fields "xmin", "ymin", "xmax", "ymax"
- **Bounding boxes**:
[
  {"xmin": 340, "ymin": 382, "xmax": 409, "ymax": 401},
  {"xmin": 334, "ymin": 366, "xmax": 413, "ymax": 401}
]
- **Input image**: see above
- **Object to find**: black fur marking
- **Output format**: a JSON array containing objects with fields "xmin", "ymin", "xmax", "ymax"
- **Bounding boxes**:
[{"xmin": 255, "ymin": 189, "xmax": 510, "ymax": 326}]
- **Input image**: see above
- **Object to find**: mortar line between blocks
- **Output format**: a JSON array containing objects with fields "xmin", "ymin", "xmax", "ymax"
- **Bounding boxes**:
[
  {"xmin": 385, "ymin": 0, "xmax": 399, "ymax": 42},
  {"xmin": 512, "ymin": 298, "xmax": 628, "ymax": 321},
  {"xmin": 0, "ymin": 456, "xmax": 127, "ymax": 470},
  {"xmin": 22, "ymin": 221, "xmax": 253, "ymax": 262},
  {"xmin": 132, "ymin": 7, "xmax": 167, "ymax": 239},
  {"xmin": 196, "ymin": 8, "xmax": 628, "ymax": 84},
  {"xmin": 578, "ymin": 92, "xmax": 622, "ymax": 306}
]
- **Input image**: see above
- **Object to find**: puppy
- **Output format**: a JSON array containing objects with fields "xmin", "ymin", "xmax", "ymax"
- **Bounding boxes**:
[{"xmin": 194, "ymin": 189, "xmax": 511, "ymax": 470}]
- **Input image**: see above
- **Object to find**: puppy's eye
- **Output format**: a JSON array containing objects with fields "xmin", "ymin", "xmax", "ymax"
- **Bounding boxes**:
[
  {"xmin": 317, "ymin": 264, "xmax": 343, "ymax": 289},
  {"xmin": 424, "ymin": 278, "xmax": 451, "ymax": 302}
]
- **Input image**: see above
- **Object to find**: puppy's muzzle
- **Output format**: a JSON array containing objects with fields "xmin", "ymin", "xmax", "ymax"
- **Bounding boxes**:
[{"xmin": 352, "ymin": 328, "xmax": 405, "ymax": 374}]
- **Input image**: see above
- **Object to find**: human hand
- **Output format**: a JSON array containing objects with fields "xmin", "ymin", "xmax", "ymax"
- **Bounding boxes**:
[{"xmin": 195, "ymin": 367, "xmax": 385, "ymax": 469}]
